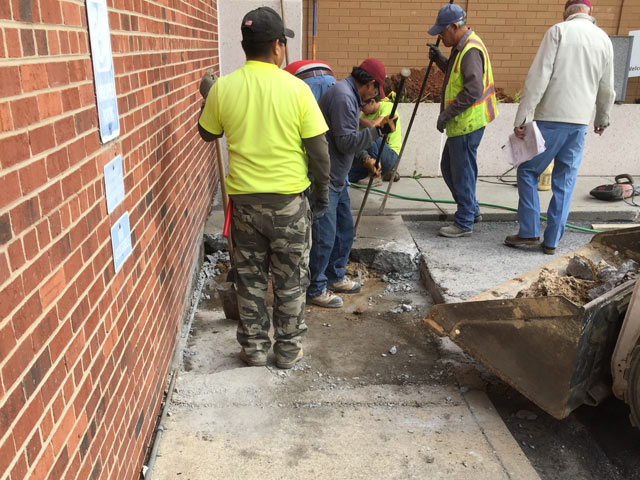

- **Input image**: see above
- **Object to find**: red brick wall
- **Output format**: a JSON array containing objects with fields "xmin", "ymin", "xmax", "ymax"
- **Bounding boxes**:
[
  {"xmin": 0, "ymin": 1, "xmax": 219, "ymax": 479},
  {"xmin": 302, "ymin": 0, "xmax": 640, "ymax": 103}
]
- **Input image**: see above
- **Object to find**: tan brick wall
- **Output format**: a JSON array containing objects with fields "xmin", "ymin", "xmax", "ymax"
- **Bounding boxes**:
[
  {"xmin": 302, "ymin": 0, "xmax": 640, "ymax": 103},
  {"xmin": 0, "ymin": 1, "xmax": 218, "ymax": 479}
]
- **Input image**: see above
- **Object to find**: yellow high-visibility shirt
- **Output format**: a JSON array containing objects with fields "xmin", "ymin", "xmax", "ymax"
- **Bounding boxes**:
[{"xmin": 199, "ymin": 61, "xmax": 328, "ymax": 195}]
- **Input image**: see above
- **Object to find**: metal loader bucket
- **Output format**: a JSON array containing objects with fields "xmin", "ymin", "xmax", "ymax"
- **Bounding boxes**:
[{"xmin": 425, "ymin": 227, "xmax": 640, "ymax": 419}]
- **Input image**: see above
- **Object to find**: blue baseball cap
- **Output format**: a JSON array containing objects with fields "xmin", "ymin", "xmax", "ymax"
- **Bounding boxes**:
[{"xmin": 428, "ymin": 4, "xmax": 466, "ymax": 35}]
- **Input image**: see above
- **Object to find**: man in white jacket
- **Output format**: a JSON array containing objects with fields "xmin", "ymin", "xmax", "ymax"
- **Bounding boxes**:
[{"xmin": 505, "ymin": 0, "xmax": 615, "ymax": 254}]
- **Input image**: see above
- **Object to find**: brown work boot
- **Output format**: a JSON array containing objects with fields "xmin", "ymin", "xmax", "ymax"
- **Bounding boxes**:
[
  {"xmin": 239, "ymin": 349, "xmax": 267, "ymax": 367},
  {"xmin": 328, "ymin": 277, "xmax": 361, "ymax": 293},
  {"xmin": 439, "ymin": 224, "xmax": 472, "ymax": 238},
  {"xmin": 542, "ymin": 244, "xmax": 556, "ymax": 255},
  {"xmin": 276, "ymin": 349, "xmax": 304, "ymax": 369},
  {"xmin": 307, "ymin": 290, "xmax": 343, "ymax": 308},
  {"xmin": 382, "ymin": 171, "xmax": 400, "ymax": 182},
  {"xmin": 356, "ymin": 174, "xmax": 382, "ymax": 187},
  {"xmin": 504, "ymin": 235, "xmax": 541, "ymax": 247}
]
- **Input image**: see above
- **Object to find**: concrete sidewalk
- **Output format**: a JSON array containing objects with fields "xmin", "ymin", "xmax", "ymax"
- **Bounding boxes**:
[{"xmin": 350, "ymin": 176, "xmax": 640, "ymax": 222}]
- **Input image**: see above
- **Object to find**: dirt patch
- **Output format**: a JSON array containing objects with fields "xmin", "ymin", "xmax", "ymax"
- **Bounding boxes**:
[
  {"xmin": 345, "ymin": 261, "xmax": 374, "ymax": 280},
  {"xmin": 386, "ymin": 67, "xmax": 516, "ymax": 103},
  {"xmin": 516, "ymin": 267, "xmax": 596, "ymax": 305},
  {"xmin": 387, "ymin": 67, "xmax": 445, "ymax": 103},
  {"xmin": 516, "ymin": 256, "xmax": 639, "ymax": 305}
]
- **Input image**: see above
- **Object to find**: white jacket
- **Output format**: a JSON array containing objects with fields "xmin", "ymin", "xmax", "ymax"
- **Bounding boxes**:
[{"xmin": 514, "ymin": 13, "xmax": 615, "ymax": 128}]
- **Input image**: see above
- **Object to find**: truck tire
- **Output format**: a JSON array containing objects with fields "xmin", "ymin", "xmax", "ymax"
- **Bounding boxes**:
[{"xmin": 627, "ymin": 345, "xmax": 640, "ymax": 428}]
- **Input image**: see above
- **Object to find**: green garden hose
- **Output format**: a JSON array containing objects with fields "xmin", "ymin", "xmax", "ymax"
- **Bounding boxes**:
[{"xmin": 351, "ymin": 183, "xmax": 602, "ymax": 234}]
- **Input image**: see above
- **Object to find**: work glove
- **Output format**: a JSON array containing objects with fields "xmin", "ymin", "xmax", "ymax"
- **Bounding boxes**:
[
  {"xmin": 427, "ymin": 43, "xmax": 447, "ymax": 66},
  {"xmin": 199, "ymin": 68, "xmax": 216, "ymax": 99},
  {"xmin": 377, "ymin": 115, "xmax": 397, "ymax": 135},
  {"xmin": 436, "ymin": 112, "xmax": 448, "ymax": 133},
  {"xmin": 309, "ymin": 187, "xmax": 329, "ymax": 219},
  {"xmin": 363, "ymin": 156, "xmax": 381, "ymax": 176}
]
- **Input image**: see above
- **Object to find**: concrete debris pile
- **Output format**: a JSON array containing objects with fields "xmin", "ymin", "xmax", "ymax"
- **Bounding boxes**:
[
  {"xmin": 203, "ymin": 251, "xmax": 229, "ymax": 278},
  {"xmin": 381, "ymin": 272, "xmax": 419, "ymax": 295},
  {"xmin": 516, "ymin": 255, "xmax": 639, "ymax": 305}
]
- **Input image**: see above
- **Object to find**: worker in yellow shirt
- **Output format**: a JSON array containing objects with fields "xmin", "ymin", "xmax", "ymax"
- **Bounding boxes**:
[
  {"xmin": 198, "ymin": 7, "xmax": 330, "ymax": 369},
  {"xmin": 348, "ymin": 94, "xmax": 402, "ymax": 186}
]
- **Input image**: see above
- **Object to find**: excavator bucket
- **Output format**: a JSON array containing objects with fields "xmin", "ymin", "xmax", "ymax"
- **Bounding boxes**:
[{"xmin": 425, "ymin": 227, "xmax": 640, "ymax": 420}]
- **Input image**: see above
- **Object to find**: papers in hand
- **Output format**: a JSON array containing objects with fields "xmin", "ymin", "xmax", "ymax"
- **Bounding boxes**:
[{"xmin": 502, "ymin": 122, "xmax": 546, "ymax": 167}]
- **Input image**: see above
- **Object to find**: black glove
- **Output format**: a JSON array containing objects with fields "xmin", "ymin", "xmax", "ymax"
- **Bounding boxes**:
[
  {"xmin": 427, "ymin": 43, "xmax": 447, "ymax": 67},
  {"xmin": 377, "ymin": 115, "xmax": 396, "ymax": 135},
  {"xmin": 436, "ymin": 112, "xmax": 448, "ymax": 133},
  {"xmin": 309, "ymin": 188, "xmax": 329, "ymax": 219}
]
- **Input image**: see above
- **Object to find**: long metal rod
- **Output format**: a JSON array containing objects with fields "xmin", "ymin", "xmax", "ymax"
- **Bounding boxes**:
[
  {"xmin": 312, "ymin": 0, "xmax": 317, "ymax": 60},
  {"xmin": 280, "ymin": 0, "xmax": 289, "ymax": 65},
  {"xmin": 378, "ymin": 0, "xmax": 453, "ymax": 215},
  {"xmin": 354, "ymin": 70, "xmax": 409, "ymax": 234}
]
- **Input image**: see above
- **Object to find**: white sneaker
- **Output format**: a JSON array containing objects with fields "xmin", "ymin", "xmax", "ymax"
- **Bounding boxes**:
[{"xmin": 307, "ymin": 290, "xmax": 343, "ymax": 308}]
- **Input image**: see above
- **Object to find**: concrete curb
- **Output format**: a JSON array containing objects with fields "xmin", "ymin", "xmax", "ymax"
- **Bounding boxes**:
[{"xmin": 463, "ymin": 391, "xmax": 542, "ymax": 480}]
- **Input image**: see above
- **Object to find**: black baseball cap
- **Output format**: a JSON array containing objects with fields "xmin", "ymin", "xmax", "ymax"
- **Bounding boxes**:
[{"xmin": 241, "ymin": 7, "xmax": 294, "ymax": 43}]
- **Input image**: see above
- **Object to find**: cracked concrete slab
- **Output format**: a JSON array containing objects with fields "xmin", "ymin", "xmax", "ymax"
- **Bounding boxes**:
[
  {"xmin": 352, "ymin": 216, "xmax": 419, "ymax": 272},
  {"xmin": 405, "ymin": 220, "xmax": 594, "ymax": 304}
]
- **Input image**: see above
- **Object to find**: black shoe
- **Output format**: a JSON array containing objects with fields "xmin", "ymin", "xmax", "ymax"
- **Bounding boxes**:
[{"xmin": 474, "ymin": 215, "xmax": 483, "ymax": 224}]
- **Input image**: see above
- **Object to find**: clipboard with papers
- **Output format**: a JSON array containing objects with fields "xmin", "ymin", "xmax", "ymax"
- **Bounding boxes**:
[{"xmin": 502, "ymin": 121, "xmax": 546, "ymax": 167}]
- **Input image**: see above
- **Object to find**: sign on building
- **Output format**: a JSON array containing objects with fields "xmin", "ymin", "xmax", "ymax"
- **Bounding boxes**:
[
  {"xmin": 630, "ymin": 30, "xmax": 640, "ymax": 78},
  {"xmin": 87, "ymin": 0, "xmax": 120, "ymax": 143}
]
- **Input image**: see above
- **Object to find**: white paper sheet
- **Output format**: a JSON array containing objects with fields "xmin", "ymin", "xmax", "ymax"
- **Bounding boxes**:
[{"xmin": 502, "ymin": 121, "xmax": 546, "ymax": 167}]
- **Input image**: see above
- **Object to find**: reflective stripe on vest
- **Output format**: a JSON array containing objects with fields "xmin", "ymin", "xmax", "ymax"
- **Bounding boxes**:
[{"xmin": 444, "ymin": 32, "xmax": 498, "ymax": 137}]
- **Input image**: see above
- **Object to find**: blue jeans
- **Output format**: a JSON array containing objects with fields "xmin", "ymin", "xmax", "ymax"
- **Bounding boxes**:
[
  {"xmin": 517, "ymin": 121, "xmax": 587, "ymax": 248},
  {"xmin": 348, "ymin": 137, "xmax": 399, "ymax": 182},
  {"xmin": 308, "ymin": 186, "xmax": 353, "ymax": 297},
  {"xmin": 441, "ymin": 127, "xmax": 485, "ymax": 231},
  {"xmin": 303, "ymin": 74, "xmax": 336, "ymax": 102}
]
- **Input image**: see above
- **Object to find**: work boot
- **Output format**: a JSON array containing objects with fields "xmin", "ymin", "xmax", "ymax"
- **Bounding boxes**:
[
  {"xmin": 239, "ymin": 349, "xmax": 267, "ymax": 367},
  {"xmin": 542, "ymin": 244, "xmax": 556, "ymax": 255},
  {"xmin": 307, "ymin": 290, "xmax": 343, "ymax": 308},
  {"xmin": 276, "ymin": 349, "xmax": 304, "ymax": 369},
  {"xmin": 328, "ymin": 277, "xmax": 361, "ymax": 293},
  {"xmin": 382, "ymin": 171, "xmax": 400, "ymax": 182},
  {"xmin": 439, "ymin": 224, "xmax": 472, "ymax": 238},
  {"xmin": 356, "ymin": 174, "xmax": 382, "ymax": 187},
  {"xmin": 504, "ymin": 235, "xmax": 541, "ymax": 247}
]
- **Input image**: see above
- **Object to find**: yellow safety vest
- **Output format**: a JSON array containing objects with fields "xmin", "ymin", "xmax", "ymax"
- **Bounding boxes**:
[{"xmin": 444, "ymin": 32, "xmax": 498, "ymax": 137}]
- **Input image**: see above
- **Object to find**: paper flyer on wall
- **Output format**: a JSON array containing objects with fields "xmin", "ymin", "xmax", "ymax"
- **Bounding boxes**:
[{"xmin": 502, "ymin": 121, "xmax": 546, "ymax": 167}]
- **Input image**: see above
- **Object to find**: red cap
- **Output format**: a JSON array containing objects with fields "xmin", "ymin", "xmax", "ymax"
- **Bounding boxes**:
[
  {"xmin": 564, "ymin": 0, "xmax": 591, "ymax": 10},
  {"xmin": 359, "ymin": 58, "xmax": 386, "ymax": 98}
]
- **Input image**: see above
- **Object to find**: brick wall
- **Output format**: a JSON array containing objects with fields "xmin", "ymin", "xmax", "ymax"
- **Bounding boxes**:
[
  {"xmin": 303, "ymin": 0, "xmax": 640, "ymax": 103},
  {"xmin": 0, "ymin": 1, "xmax": 218, "ymax": 479}
]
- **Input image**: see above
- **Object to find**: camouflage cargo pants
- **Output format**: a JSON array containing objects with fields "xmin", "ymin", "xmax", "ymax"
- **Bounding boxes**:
[{"xmin": 231, "ymin": 195, "xmax": 311, "ymax": 363}]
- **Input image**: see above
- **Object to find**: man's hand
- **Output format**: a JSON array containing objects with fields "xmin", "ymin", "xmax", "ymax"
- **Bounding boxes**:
[
  {"xmin": 200, "ymin": 69, "xmax": 216, "ymax": 99},
  {"xmin": 436, "ymin": 112, "xmax": 448, "ymax": 133},
  {"xmin": 363, "ymin": 156, "xmax": 381, "ymax": 176},
  {"xmin": 513, "ymin": 126, "xmax": 526, "ymax": 139},
  {"xmin": 309, "ymin": 188, "xmax": 329, "ymax": 219},
  {"xmin": 376, "ymin": 115, "xmax": 396, "ymax": 135},
  {"xmin": 594, "ymin": 125, "xmax": 607, "ymax": 136},
  {"xmin": 427, "ymin": 43, "xmax": 447, "ymax": 66}
]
